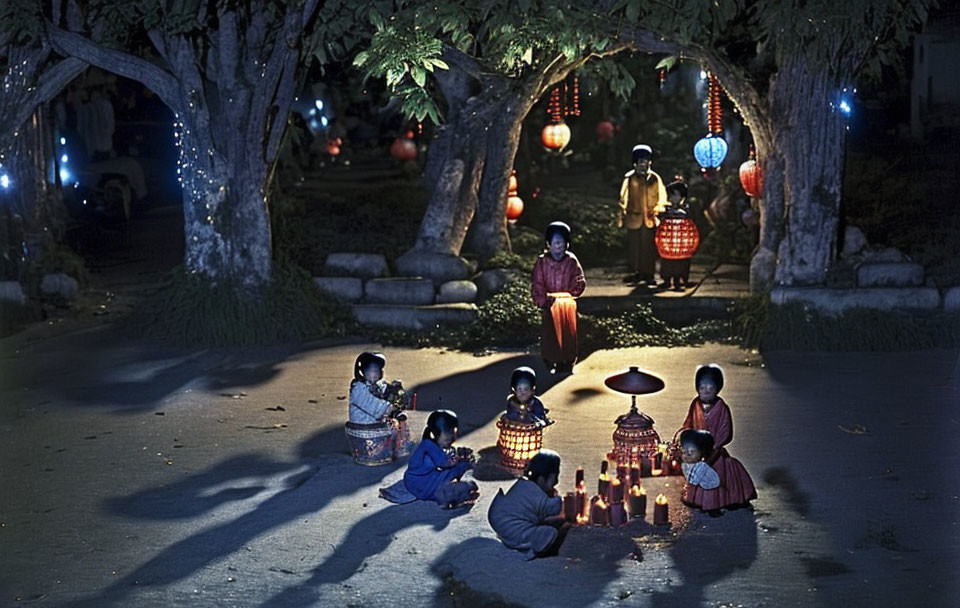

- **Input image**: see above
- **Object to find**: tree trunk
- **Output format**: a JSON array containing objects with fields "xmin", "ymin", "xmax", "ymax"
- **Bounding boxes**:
[
  {"xmin": 767, "ymin": 56, "xmax": 848, "ymax": 286},
  {"xmin": 177, "ymin": 102, "xmax": 272, "ymax": 287},
  {"xmin": 464, "ymin": 93, "xmax": 530, "ymax": 260}
]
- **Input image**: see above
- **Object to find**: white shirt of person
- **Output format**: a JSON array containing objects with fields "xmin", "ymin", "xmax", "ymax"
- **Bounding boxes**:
[
  {"xmin": 349, "ymin": 380, "xmax": 392, "ymax": 423},
  {"xmin": 681, "ymin": 461, "xmax": 720, "ymax": 489}
]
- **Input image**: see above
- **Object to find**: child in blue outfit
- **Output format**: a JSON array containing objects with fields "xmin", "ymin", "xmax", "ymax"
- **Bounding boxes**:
[
  {"xmin": 488, "ymin": 450, "xmax": 570, "ymax": 559},
  {"xmin": 502, "ymin": 367, "xmax": 553, "ymax": 427},
  {"xmin": 403, "ymin": 410, "xmax": 479, "ymax": 509}
]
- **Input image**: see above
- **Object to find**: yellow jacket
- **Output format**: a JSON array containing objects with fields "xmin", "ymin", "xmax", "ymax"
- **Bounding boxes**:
[{"xmin": 618, "ymin": 169, "xmax": 667, "ymax": 229}]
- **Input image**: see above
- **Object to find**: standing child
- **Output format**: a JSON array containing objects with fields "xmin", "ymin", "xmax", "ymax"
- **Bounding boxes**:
[
  {"xmin": 403, "ymin": 410, "xmax": 479, "ymax": 509},
  {"xmin": 658, "ymin": 180, "xmax": 695, "ymax": 290},
  {"xmin": 502, "ymin": 366, "xmax": 553, "ymax": 427},
  {"xmin": 678, "ymin": 428, "xmax": 721, "ymax": 513},
  {"xmin": 488, "ymin": 450, "xmax": 570, "ymax": 559},
  {"xmin": 618, "ymin": 144, "xmax": 668, "ymax": 285},
  {"xmin": 676, "ymin": 365, "xmax": 757, "ymax": 511},
  {"xmin": 532, "ymin": 221, "xmax": 586, "ymax": 375}
]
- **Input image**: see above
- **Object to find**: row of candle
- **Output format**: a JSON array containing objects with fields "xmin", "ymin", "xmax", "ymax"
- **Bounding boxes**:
[{"xmin": 563, "ymin": 485, "xmax": 669, "ymax": 526}]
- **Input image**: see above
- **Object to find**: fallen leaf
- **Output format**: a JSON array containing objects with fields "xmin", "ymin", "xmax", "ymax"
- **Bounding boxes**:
[
  {"xmin": 265, "ymin": 406, "xmax": 286, "ymax": 411},
  {"xmin": 838, "ymin": 424, "xmax": 868, "ymax": 435}
]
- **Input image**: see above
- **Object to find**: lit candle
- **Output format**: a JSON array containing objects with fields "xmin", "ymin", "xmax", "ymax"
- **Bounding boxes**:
[
  {"xmin": 653, "ymin": 493, "xmax": 669, "ymax": 525},
  {"xmin": 640, "ymin": 454, "xmax": 652, "ymax": 477},
  {"xmin": 628, "ymin": 485, "xmax": 646, "ymax": 518},
  {"xmin": 576, "ymin": 483, "xmax": 587, "ymax": 519},
  {"xmin": 598, "ymin": 472, "xmax": 610, "ymax": 497},
  {"xmin": 600, "ymin": 460, "xmax": 609, "ymax": 476},
  {"xmin": 608, "ymin": 477, "xmax": 623, "ymax": 503},
  {"xmin": 629, "ymin": 462, "xmax": 640, "ymax": 486},
  {"xmin": 616, "ymin": 464, "xmax": 628, "ymax": 482},
  {"xmin": 576, "ymin": 514, "xmax": 589, "ymax": 526},
  {"xmin": 411, "ymin": 392, "xmax": 417, "ymax": 410},
  {"xmin": 591, "ymin": 497, "xmax": 609, "ymax": 526},
  {"xmin": 609, "ymin": 501, "xmax": 627, "ymax": 527},
  {"xmin": 564, "ymin": 492, "xmax": 577, "ymax": 522},
  {"xmin": 575, "ymin": 466, "xmax": 584, "ymax": 488}
]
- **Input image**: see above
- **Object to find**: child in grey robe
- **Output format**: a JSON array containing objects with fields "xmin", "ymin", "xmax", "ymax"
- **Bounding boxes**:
[{"xmin": 487, "ymin": 450, "xmax": 569, "ymax": 559}]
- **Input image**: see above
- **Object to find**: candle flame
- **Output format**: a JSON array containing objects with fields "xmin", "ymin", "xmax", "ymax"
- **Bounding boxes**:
[
  {"xmin": 595, "ymin": 498, "xmax": 608, "ymax": 508},
  {"xmin": 630, "ymin": 485, "xmax": 644, "ymax": 496},
  {"xmin": 611, "ymin": 477, "xmax": 621, "ymax": 486},
  {"xmin": 577, "ymin": 481, "xmax": 585, "ymax": 493},
  {"xmin": 655, "ymin": 493, "xmax": 668, "ymax": 505},
  {"xmin": 652, "ymin": 468, "xmax": 663, "ymax": 476}
]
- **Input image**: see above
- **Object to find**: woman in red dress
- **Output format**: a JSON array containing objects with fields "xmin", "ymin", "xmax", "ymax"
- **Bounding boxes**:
[
  {"xmin": 531, "ymin": 222, "xmax": 586, "ymax": 375},
  {"xmin": 677, "ymin": 364, "xmax": 757, "ymax": 513}
]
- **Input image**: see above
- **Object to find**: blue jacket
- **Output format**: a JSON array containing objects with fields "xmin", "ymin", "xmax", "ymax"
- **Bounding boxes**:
[{"xmin": 403, "ymin": 439, "xmax": 469, "ymax": 501}]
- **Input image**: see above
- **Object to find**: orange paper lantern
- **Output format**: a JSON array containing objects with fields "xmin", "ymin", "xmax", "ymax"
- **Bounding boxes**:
[
  {"xmin": 390, "ymin": 137, "xmax": 417, "ymax": 161},
  {"xmin": 325, "ymin": 140, "xmax": 341, "ymax": 156},
  {"xmin": 595, "ymin": 120, "xmax": 615, "ymax": 142},
  {"xmin": 541, "ymin": 122, "xmax": 571, "ymax": 150},
  {"xmin": 739, "ymin": 159, "xmax": 764, "ymax": 197},
  {"xmin": 506, "ymin": 195, "xmax": 524, "ymax": 222},
  {"xmin": 655, "ymin": 216, "xmax": 700, "ymax": 260}
]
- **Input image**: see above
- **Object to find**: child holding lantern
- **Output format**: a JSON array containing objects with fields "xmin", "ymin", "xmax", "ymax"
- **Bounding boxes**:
[
  {"xmin": 403, "ymin": 410, "xmax": 479, "ymax": 509},
  {"xmin": 347, "ymin": 351, "xmax": 414, "ymax": 460},
  {"xmin": 531, "ymin": 221, "xmax": 586, "ymax": 375},
  {"xmin": 502, "ymin": 366, "xmax": 553, "ymax": 427},
  {"xmin": 488, "ymin": 450, "xmax": 570, "ymax": 559},
  {"xmin": 676, "ymin": 365, "xmax": 756, "ymax": 512},
  {"xmin": 679, "ymin": 428, "xmax": 721, "ymax": 511}
]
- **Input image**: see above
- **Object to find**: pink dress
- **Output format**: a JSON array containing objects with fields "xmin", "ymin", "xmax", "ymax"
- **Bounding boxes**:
[
  {"xmin": 531, "ymin": 251, "xmax": 586, "ymax": 366},
  {"xmin": 678, "ymin": 397, "xmax": 757, "ymax": 510}
]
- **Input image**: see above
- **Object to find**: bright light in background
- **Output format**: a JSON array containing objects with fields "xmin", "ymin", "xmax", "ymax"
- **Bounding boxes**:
[
  {"xmin": 61, "ymin": 154, "xmax": 69, "ymax": 163},
  {"xmin": 308, "ymin": 108, "xmax": 316, "ymax": 116},
  {"xmin": 699, "ymin": 70, "xmax": 707, "ymax": 80},
  {"xmin": 314, "ymin": 99, "xmax": 324, "ymax": 111},
  {"xmin": 838, "ymin": 100, "xmax": 852, "ymax": 115},
  {"xmin": 1, "ymin": 173, "xmax": 10, "ymax": 189},
  {"xmin": 59, "ymin": 137, "xmax": 66, "ymax": 146},
  {"xmin": 308, "ymin": 118, "xmax": 319, "ymax": 131},
  {"xmin": 59, "ymin": 167, "xmax": 72, "ymax": 183},
  {"xmin": 320, "ymin": 116, "xmax": 328, "ymax": 127}
]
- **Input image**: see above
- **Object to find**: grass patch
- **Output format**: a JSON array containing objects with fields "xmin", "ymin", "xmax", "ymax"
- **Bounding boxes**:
[
  {"xmin": 735, "ymin": 296, "xmax": 960, "ymax": 351},
  {"xmin": 129, "ymin": 264, "xmax": 354, "ymax": 346}
]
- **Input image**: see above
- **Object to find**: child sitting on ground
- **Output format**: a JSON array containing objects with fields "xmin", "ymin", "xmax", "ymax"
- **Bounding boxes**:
[
  {"xmin": 679, "ymin": 428, "xmax": 721, "ymax": 497},
  {"xmin": 348, "ymin": 351, "xmax": 413, "ymax": 457},
  {"xmin": 502, "ymin": 367, "xmax": 553, "ymax": 427},
  {"xmin": 403, "ymin": 410, "xmax": 479, "ymax": 509},
  {"xmin": 488, "ymin": 450, "xmax": 570, "ymax": 559}
]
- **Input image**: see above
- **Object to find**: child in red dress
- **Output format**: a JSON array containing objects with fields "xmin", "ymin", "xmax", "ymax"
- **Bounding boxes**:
[{"xmin": 677, "ymin": 364, "xmax": 756, "ymax": 512}]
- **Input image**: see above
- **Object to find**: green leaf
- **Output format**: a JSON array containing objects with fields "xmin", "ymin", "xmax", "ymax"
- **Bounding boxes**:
[
  {"xmin": 353, "ymin": 50, "xmax": 370, "ymax": 67},
  {"xmin": 411, "ymin": 66, "xmax": 426, "ymax": 87},
  {"xmin": 655, "ymin": 55, "xmax": 677, "ymax": 71}
]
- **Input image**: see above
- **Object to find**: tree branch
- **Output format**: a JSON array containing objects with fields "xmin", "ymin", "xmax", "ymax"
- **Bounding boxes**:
[{"xmin": 45, "ymin": 23, "xmax": 180, "ymax": 111}]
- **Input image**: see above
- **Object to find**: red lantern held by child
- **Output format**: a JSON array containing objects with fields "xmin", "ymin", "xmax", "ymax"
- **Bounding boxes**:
[
  {"xmin": 390, "ymin": 136, "xmax": 417, "ymax": 162},
  {"xmin": 541, "ymin": 122, "xmax": 571, "ymax": 151},
  {"xmin": 655, "ymin": 216, "xmax": 700, "ymax": 260},
  {"xmin": 739, "ymin": 159, "xmax": 763, "ymax": 198}
]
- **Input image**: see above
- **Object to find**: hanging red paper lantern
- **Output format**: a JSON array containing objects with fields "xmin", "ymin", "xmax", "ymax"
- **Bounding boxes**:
[
  {"xmin": 542, "ymin": 122, "xmax": 571, "ymax": 150},
  {"xmin": 739, "ymin": 159, "xmax": 763, "ymax": 198},
  {"xmin": 507, "ymin": 171, "xmax": 518, "ymax": 194},
  {"xmin": 326, "ymin": 139, "xmax": 341, "ymax": 156},
  {"xmin": 390, "ymin": 137, "xmax": 417, "ymax": 161},
  {"xmin": 655, "ymin": 217, "xmax": 700, "ymax": 259},
  {"xmin": 595, "ymin": 121, "xmax": 615, "ymax": 143}
]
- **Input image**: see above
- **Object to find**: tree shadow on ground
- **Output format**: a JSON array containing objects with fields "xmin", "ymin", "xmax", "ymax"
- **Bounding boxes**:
[
  {"xmin": 260, "ymin": 502, "xmax": 473, "ymax": 607},
  {"xmin": 428, "ymin": 531, "xmax": 637, "ymax": 608},
  {"xmin": 647, "ymin": 508, "xmax": 759, "ymax": 608}
]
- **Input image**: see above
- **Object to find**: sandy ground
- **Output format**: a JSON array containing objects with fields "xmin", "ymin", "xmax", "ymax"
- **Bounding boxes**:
[{"xmin": 1, "ymin": 318, "xmax": 959, "ymax": 607}]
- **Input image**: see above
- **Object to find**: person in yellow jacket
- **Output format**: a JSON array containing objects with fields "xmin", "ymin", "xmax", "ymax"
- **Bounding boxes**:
[{"xmin": 618, "ymin": 144, "xmax": 668, "ymax": 284}]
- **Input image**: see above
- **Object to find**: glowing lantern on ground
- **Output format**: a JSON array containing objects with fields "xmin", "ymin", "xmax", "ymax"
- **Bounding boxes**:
[
  {"xmin": 496, "ymin": 418, "xmax": 543, "ymax": 470},
  {"xmin": 541, "ymin": 122, "xmax": 571, "ymax": 151},
  {"xmin": 693, "ymin": 133, "xmax": 727, "ymax": 169},
  {"xmin": 325, "ymin": 139, "xmax": 341, "ymax": 156},
  {"xmin": 655, "ymin": 216, "xmax": 700, "ymax": 259},
  {"xmin": 595, "ymin": 120, "xmax": 615, "ymax": 143},
  {"xmin": 505, "ymin": 169, "xmax": 523, "ymax": 222},
  {"xmin": 739, "ymin": 159, "xmax": 764, "ymax": 197},
  {"xmin": 390, "ymin": 137, "xmax": 417, "ymax": 161}
]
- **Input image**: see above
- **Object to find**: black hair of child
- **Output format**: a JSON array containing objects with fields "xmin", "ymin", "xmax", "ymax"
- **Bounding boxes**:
[
  {"xmin": 665, "ymin": 180, "xmax": 688, "ymax": 199},
  {"xmin": 510, "ymin": 366, "xmax": 537, "ymax": 390},
  {"xmin": 354, "ymin": 351, "xmax": 386, "ymax": 380},
  {"xmin": 524, "ymin": 449, "xmax": 561, "ymax": 482},
  {"xmin": 544, "ymin": 221, "xmax": 571, "ymax": 245},
  {"xmin": 679, "ymin": 428, "xmax": 715, "ymax": 457},
  {"xmin": 695, "ymin": 364, "xmax": 724, "ymax": 392},
  {"xmin": 423, "ymin": 409, "xmax": 459, "ymax": 441},
  {"xmin": 632, "ymin": 144, "xmax": 652, "ymax": 162}
]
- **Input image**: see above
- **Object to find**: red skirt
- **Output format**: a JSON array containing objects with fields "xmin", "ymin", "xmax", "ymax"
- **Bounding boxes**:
[
  {"xmin": 683, "ymin": 448, "xmax": 757, "ymax": 510},
  {"xmin": 541, "ymin": 296, "xmax": 578, "ymax": 365}
]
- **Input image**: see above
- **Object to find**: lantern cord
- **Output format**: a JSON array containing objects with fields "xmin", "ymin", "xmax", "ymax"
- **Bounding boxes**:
[{"xmin": 707, "ymin": 73, "xmax": 723, "ymax": 135}]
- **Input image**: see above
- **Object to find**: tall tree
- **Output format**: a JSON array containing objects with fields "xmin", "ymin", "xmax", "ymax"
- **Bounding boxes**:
[
  {"xmin": 45, "ymin": 0, "xmax": 325, "ymax": 287},
  {"xmin": 353, "ymin": 1, "xmax": 632, "ymax": 277},
  {"xmin": 1, "ymin": 0, "xmax": 85, "ymax": 277}
]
